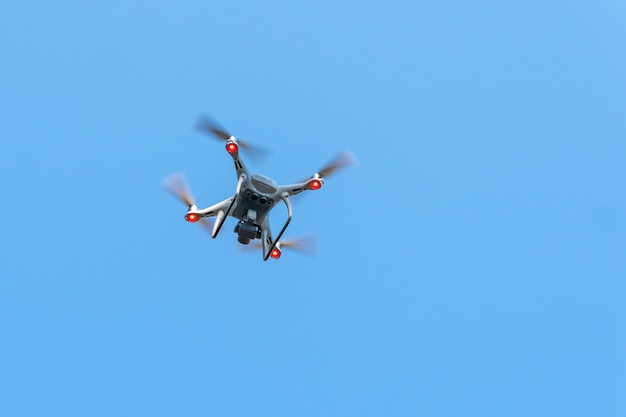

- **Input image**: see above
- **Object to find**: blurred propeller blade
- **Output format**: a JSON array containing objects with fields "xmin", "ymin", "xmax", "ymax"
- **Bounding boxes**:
[
  {"xmin": 235, "ymin": 138, "xmax": 267, "ymax": 156},
  {"xmin": 199, "ymin": 217, "xmax": 215, "ymax": 234},
  {"xmin": 280, "ymin": 236, "xmax": 317, "ymax": 255},
  {"xmin": 299, "ymin": 150, "xmax": 356, "ymax": 183},
  {"xmin": 317, "ymin": 150, "xmax": 357, "ymax": 178},
  {"xmin": 163, "ymin": 172, "xmax": 195, "ymax": 207},
  {"xmin": 196, "ymin": 114, "xmax": 231, "ymax": 140},
  {"xmin": 195, "ymin": 114, "xmax": 268, "ymax": 158},
  {"xmin": 247, "ymin": 236, "xmax": 316, "ymax": 256},
  {"xmin": 164, "ymin": 173, "xmax": 215, "ymax": 232}
]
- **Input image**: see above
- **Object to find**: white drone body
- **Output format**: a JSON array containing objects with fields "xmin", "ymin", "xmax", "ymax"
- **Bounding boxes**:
[{"xmin": 164, "ymin": 116, "xmax": 354, "ymax": 261}]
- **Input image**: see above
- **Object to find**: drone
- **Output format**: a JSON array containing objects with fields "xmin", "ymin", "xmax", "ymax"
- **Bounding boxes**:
[{"xmin": 164, "ymin": 115, "xmax": 355, "ymax": 261}]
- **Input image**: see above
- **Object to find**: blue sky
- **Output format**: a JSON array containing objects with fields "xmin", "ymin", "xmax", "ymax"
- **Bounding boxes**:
[{"xmin": 1, "ymin": 1, "xmax": 625, "ymax": 416}]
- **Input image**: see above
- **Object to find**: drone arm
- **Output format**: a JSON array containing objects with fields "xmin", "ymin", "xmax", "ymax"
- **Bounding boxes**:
[
  {"xmin": 232, "ymin": 154, "xmax": 249, "ymax": 180},
  {"xmin": 195, "ymin": 197, "xmax": 234, "ymax": 217},
  {"xmin": 277, "ymin": 178, "xmax": 322, "ymax": 197},
  {"xmin": 263, "ymin": 193, "xmax": 293, "ymax": 261},
  {"xmin": 225, "ymin": 138, "xmax": 251, "ymax": 180},
  {"xmin": 211, "ymin": 174, "xmax": 246, "ymax": 239}
]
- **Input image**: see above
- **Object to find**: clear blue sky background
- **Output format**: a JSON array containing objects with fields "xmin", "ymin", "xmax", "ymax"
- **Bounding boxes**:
[{"xmin": 1, "ymin": 1, "xmax": 625, "ymax": 416}]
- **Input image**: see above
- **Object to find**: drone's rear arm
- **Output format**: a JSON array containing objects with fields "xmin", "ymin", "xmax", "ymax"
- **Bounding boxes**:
[{"xmin": 224, "ymin": 138, "xmax": 250, "ymax": 180}]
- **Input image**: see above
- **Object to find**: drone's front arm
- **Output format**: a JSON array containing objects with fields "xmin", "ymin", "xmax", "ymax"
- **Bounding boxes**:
[
  {"xmin": 183, "ymin": 173, "xmax": 245, "ymax": 238},
  {"xmin": 277, "ymin": 177, "xmax": 324, "ymax": 197},
  {"xmin": 193, "ymin": 198, "xmax": 233, "ymax": 218},
  {"xmin": 184, "ymin": 197, "xmax": 232, "ymax": 224}
]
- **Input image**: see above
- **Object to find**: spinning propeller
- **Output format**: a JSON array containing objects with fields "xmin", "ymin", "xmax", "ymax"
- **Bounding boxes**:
[
  {"xmin": 246, "ymin": 236, "xmax": 316, "ymax": 259},
  {"xmin": 301, "ymin": 150, "xmax": 357, "ymax": 189},
  {"xmin": 163, "ymin": 172, "xmax": 195, "ymax": 207},
  {"xmin": 274, "ymin": 236, "xmax": 316, "ymax": 254},
  {"xmin": 196, "ymin": 114, "xmax": 267, "ymax": 157},
  {"xmin": 163, "ymin": 173, "xmax": 213, "ymax": 229},
  {"xmin": 316, "ymin": 150, "xmax": 357, "ymax": 179}
]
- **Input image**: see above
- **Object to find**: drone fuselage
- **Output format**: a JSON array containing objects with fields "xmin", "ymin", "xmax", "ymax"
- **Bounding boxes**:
[
  {"xmin": 231, "ymin": 175, "xmax": 280, "ymax": 244},
  {"xmin": 231, "ymin": 174, "xmax": 278, "ymax": 223}
]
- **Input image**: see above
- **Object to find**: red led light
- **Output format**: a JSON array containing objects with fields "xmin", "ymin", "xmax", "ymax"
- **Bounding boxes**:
[
  {"xmin": 226, "ymin": 142, "xmax": 239, "ymax": 154},
  {"xmin": 185, "ymin": 213, "xmax": 199, "ymax": 223},
  {"xmin": 309, "ymin": 179, "xmax": 322, "ymax": 190},
  {"xmin": 270, "ymin": 248, "xmax": 281, "ymax": 259}
]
